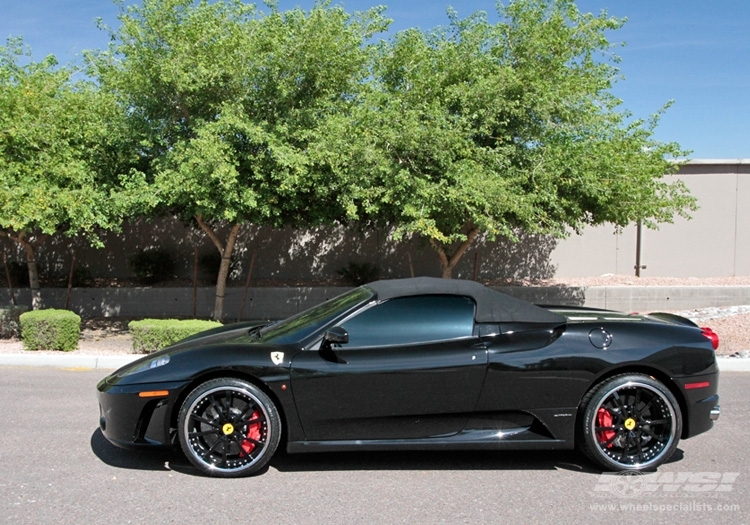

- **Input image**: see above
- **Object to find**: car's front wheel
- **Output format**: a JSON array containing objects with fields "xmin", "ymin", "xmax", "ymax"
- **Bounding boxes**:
[
  {"xmin": 578, "ymin": 373, "xmax": 682, "ymax": 471},
  {"xmin": 177, "ymin": 378, "xmax": 281, "ymax": 477}
]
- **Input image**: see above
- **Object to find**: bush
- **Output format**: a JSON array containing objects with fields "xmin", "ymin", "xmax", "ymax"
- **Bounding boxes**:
[
  {"xmin": 40, "ymin": 265, "xmax": 94, "ymax": 287},
  {"xmin": 71, "ymin": 266, "xmax": 94, "ymax": 287},
  {"xmin": 0, "ymin": 305, "xmax": 29, "ymax": 338},
  {"xmin": 129, "ymin": 248, "xmax": 176, "ymax": 285},
  {"xmin": 129, "ymin": 319, "xmax": 222, "ymax": 354},
  {"xmin": 58, "ymin": 265, "xmax": 94, "ymax": 287},
  {"xmin": 20, "ymin": 309, "xmax": 81, "ymax": 351},
  {"xmin": 337, "ymin": 261, "xmax": 380, "ymax": 286},
  {"xmin": 2, "ymin": 261, "xmax": 30, "ymax": 286}
]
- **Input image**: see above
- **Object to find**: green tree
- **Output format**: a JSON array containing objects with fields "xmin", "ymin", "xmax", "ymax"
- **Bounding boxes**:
[
  {"xmin": 0, "ymin": 38, "xmax": 130, "ymax": 308},
  {"xmin": 338, "ymin": 0, "xmax": 695, "ymax": 278},
  {"xmin": 92, "ymin": 0, "xmax": 387, "ymax": 320}
]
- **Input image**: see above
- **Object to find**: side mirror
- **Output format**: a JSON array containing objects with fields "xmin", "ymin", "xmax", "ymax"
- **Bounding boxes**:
[{"xmin": 324, "ymin": 326, "xmax": 349, "ymax": 345}]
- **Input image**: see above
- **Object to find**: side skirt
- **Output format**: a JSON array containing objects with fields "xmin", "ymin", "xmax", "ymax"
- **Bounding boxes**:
[{"xmin": 287, "ymin": 428, "xmax": 573, "ymax": 453}]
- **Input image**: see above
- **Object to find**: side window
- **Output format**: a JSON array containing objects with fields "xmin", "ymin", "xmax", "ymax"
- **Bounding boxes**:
[{"xmin": 340, "ymin": 295, "xmax": 475, "ymax": 347}]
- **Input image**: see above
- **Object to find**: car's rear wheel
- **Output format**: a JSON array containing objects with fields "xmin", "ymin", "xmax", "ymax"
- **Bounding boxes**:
[
  {"xmin": 578, "ymin": 373, "xmax": 682, "ymax": 471},
  {"xmin": 177, "ymin": 378, "xmax": 281, "ymax": 477}
]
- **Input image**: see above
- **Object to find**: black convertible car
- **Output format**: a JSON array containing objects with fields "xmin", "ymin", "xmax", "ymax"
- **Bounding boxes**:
[{"xmin": 97, "ymin": 277, "xmax": 720, "ymax": 477}]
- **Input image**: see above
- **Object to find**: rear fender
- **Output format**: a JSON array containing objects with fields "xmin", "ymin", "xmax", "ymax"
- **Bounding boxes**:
[{"xmin": 646, "ymin": 312, "xmax": 699, "ymax": 328}]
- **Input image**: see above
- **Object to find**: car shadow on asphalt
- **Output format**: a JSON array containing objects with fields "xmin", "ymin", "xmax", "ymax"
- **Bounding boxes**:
[
  {"xmin": 272, "ymin": 447, "xmax": 688, "ymax": 474},
  {"xmin": 90, "ymin": 428, "xmax": 194, "ymax": 473},
  {"xmin": 91, "ymin": 427, "xmax": 688, "ymax": 477},
  {"xmin": 270, "ymin": 448, "xmax": 596, "ymax": 473}
]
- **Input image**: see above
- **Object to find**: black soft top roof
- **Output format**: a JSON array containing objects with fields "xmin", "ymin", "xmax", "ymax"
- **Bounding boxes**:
[{"xmin": 365, "ymin": 277, "xmax": 565, "ymax": 325}]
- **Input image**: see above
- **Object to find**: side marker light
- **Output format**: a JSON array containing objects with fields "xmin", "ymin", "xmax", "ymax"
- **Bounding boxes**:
[{"xmin": 138, "ymin": 390, "xmax": 170, "ymax": 398}]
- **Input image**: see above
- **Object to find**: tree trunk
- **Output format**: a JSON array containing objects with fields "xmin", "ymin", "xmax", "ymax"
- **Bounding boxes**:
[
  {"xmin": 0, "ymin": 231, "xmax": 43, "ymax": 309},
  {"xmin": 13, "ymin": 233, "xmax": 42, "ymax": 310},
  {"xmin": 429, "ymin": 226, "xmax": 479, "ymax": 279},
  {"xmin": 196, "ymin": 215, "xmax": 242, "ymax": 321},
  {"xmin": 2, "ymin": 249, "xmax": 16, "ymax": 305}
]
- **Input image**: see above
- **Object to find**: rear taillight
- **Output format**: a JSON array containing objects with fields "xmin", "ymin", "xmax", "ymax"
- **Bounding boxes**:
[{"xmin": 701, "ymin": 327, "xmax": 719, "ymax": 350}]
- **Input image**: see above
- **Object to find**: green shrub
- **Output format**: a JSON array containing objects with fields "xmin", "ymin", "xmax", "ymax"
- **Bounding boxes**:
[
  {"xmin": 129, "ymin": 248, "xmax": 176, "ymax": 285},
  {"xmin": 0, "ymin": 305, "xmax": 29, "ymax": 338},
  {"xmin": 337, "ymin": 261, "xmax": 380, "ymax": 286},
  {"xmin": 39, "ymin": 265, "xmax": 94, "ymax": 287},
  {"xmin": 2, "ymin": 261, "xmax": 30, "ymax": 286},
  {"xmin": 129, "ymin": 319, "xmax": 222, "ymax": 354},
  {"xmin": 71, "ymin": 266, "xmax": 94, "ymax": 287},
  {"xmin": 20, "ymin": 309, "xmax": 81, "ymax": 351}
]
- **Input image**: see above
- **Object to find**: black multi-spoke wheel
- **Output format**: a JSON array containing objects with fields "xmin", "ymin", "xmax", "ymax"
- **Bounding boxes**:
[
  {"xmin": 177, "ymin": 378, "xmax": 281, "ymax": 477},
  {"xmin": 578, "ymin": 374, "xmax": 682, "ymax": 471}
]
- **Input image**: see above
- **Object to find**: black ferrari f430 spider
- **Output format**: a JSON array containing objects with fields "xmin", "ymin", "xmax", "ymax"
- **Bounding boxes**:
[{"xmin": 97, "ymin": 277, "xmax": 720, "ymax": 477}]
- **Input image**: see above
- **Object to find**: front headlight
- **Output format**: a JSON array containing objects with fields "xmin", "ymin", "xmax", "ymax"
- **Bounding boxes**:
[
  {"xmin": 127, "ymin": 354, "xmax": 171, "ymax": 375},
  {"xmin": 149, "ymin": 355, "xmax": 171, "ymax": 369}
]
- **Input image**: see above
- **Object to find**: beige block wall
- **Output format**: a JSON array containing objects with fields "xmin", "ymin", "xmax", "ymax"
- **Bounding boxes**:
[
  {"xmin": 550, "ymin": 160, "xmax": 750, "ymax": 277},
  {"xmin": 548, "ymin": 224, "xmax": 636, "ymax": 277},
  {"xmin": 736, "ymin": 167, "xmax": 750, "ymax": 275}
]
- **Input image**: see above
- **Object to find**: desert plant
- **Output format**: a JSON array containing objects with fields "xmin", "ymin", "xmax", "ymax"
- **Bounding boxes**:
[
  {"xmin": 71, "ymin": 266, "xmax": 94, "ymax": 287},
  {"xmin": 2, "ymin": 260, "xmax": 31, "ymax": 286},
  {"xmin": 337, "ymin": 261, "xmax": 380, "ymax": 286},
  {"xmin": 129, "ymin": 248, "xmax": 176, "ymax": 285},
  {"xmin": 0, "ymin": 305, "xmax": 29, "ymax": 338},
  {"xmin": 20, "ymin": 309, "xmax": 80, "ymax": 351}
]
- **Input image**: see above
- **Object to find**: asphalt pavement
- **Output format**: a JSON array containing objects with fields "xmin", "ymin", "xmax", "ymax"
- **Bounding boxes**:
[{"xmin": 0, "ymin": 367, "xmax": 747, "ymax": 524}]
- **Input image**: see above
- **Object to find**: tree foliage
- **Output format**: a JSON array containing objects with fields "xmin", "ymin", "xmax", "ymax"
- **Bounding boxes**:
[
  {"xmin": 335, "ymin": 0, "xmax": 695, "ymax": 277},
  {"xmin": 92, "ymin": 0, "xmax": 389, "ymax": 319},
  {"xmin": 1, "ymin": 0, "xmax": 698, "ymax": 307},
  {"xmin": 0, "ymin": 38, "xmax": 129, "ymax": 307}
]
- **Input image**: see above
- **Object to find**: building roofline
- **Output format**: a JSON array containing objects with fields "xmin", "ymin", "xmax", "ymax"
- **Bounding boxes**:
[{"xmin": 685, "ymin": 159, "xmax": 750, "ymax": 165}]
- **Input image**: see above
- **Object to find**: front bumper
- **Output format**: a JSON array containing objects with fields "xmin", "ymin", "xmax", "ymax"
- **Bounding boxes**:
[{"xmin": 97, "ymin": 376, "xmax": 189, "ymax": 449}]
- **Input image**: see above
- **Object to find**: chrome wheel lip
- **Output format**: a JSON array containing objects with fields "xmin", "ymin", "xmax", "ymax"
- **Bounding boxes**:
[
  {"xmin": 183, "ymin": 385, "xmax": 271, "ymax": 474},
  {"xmin": 590, "ymin": 380, "xmax": 677, "ymax": 470}
]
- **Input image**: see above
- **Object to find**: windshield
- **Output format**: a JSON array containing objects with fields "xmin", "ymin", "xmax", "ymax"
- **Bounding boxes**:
[{"xmin": 258, "ymin": 287, "xmax": 373, "ymax": 344}]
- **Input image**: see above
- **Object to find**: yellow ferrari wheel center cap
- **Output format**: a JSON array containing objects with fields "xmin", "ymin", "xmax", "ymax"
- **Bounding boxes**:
[
  {"xmin": 624, "ymin": 418, "xmax": 637, "ymax": 431},
  {"xmin": 222, "ymin": 423, "xmax": 235, "ymax": 435}
]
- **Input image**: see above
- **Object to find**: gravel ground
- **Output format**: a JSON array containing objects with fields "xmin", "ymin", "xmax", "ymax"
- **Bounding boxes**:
[
  {"xmin": 544, "ymin": 275, "xmax": 750, "ymax": 287},
  {"xmin": 0, "ymin": 276, "xmax": 748, "ymax": 357},
  {"xmin": 668, "ymin": 307, "xmax": 750, "ymax": 357}
]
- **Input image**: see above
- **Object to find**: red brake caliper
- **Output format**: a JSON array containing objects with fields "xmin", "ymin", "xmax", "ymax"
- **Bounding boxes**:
[
  {"xmin": 240, "ymin": 410, "xmax": 262, "ymax": 456},
  {"xmin": 596, "ymin": 407, "xmax": 616, "ymax": 448}
]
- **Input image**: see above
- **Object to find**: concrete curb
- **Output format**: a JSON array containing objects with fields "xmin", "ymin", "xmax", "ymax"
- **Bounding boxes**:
[
  {"xmin": 0, "ymin": 353, "xmax": 140, "ymax": 370},
  {"xmin": 716, "ymin": 357, "xmax": 750, "ymax": 372},
  {"xmin": 0, "ymin": 353, "xmax": 747, "ymax": 372}
]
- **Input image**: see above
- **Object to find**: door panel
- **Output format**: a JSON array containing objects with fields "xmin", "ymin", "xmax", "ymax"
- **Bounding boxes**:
[
  {"xmin": 290, "ymin": 295, "xmax": 487, "ymax": 441},
  {"xmin": 291, "ymin": 339, "xmax": 487, "ymax": 440}
]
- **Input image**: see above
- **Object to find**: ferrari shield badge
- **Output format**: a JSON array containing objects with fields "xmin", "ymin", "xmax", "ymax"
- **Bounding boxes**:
[{"xmin": 270, "ymin": 351, "xmax": 284, "ymax": 365}]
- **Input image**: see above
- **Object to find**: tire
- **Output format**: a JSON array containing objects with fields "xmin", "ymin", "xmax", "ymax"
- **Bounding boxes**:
[
  {"xmin": 177, "ymin": 378, "xmax": 281, "ymax": 478},
  {"xmin": 578, "ymin": 373, "xmax": 682, "ymax": 471}
]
